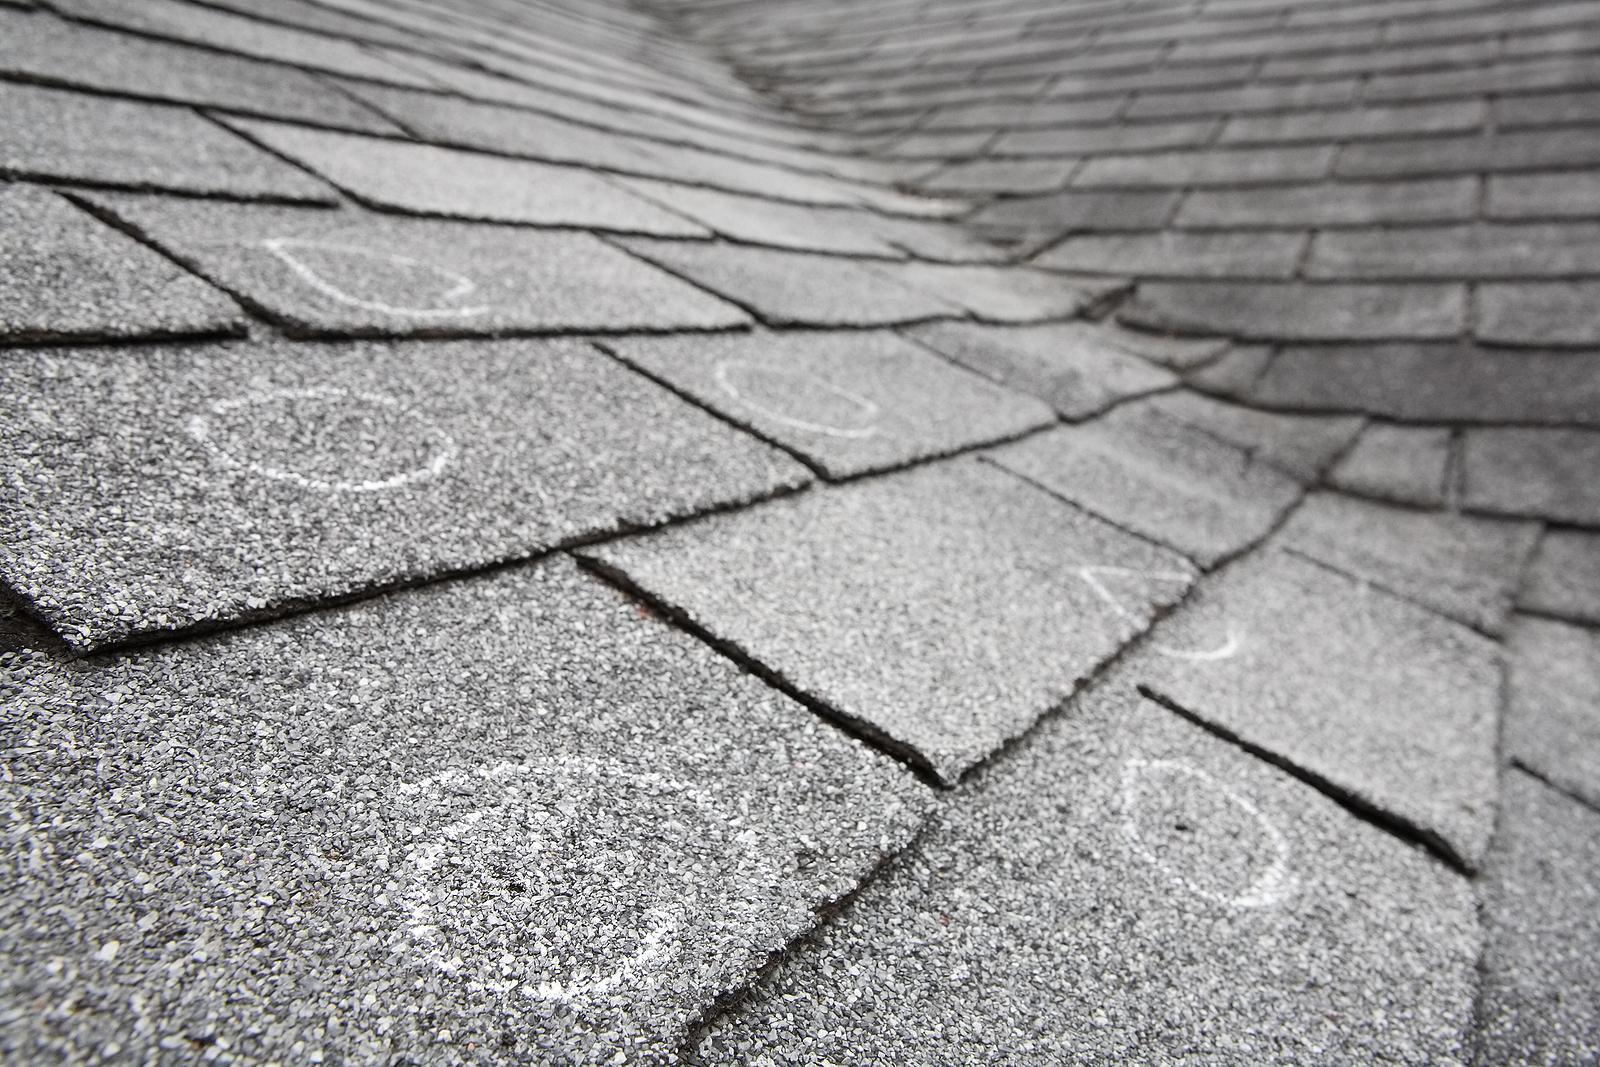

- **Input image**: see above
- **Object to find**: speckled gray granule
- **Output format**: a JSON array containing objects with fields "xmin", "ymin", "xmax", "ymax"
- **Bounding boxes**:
[
  {"xmin": 80, "ymin": 193, "xmax": 750, "ymax": 338},
  {"xmin": 695, "ymin": 674, "xmax": 1480, "ymax": 1066},
  {"xmin": 603, "ymin": 329, "xmax": 1055, "ymax": 480},
  {"xmin": 1133, "ymin": 548, "xmax": 1501, "ymax": 871},
  {"xmin": 0, "ymin": 556, "xmax": 932, "ymax": 1065},
  {"xmin": 582, "ymin": 458, "xmax": 1195, "ymax": 784},
  {"xmin": 0, "ymin": 183, "xmax": 244, "ymax": 344},
  {"xmin": 0, "ymin": 337, "xmax": 810, "ymax": 651}
]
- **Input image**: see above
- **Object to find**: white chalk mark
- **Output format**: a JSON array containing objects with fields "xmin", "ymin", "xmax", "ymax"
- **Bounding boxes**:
[
  {"xmin": 394, "ymin": 757, "xmax": 768, "ymax": 1005},
  {"xmin": 261, "ymin": 237, "xmax": 491, "ymax": 317},
  {"xmin": 1078, "ymin": 565, "xmax": 1240, "ymax": 660},
  {"xmin": 186, "ymin": 385, "xmax": 456, "ymax": 493},
  {"xmin": 712, "ymin": 360, "xmax": 881, "ymax": 439},
  {"xmin": 1155, "ymin": 627, "xmax": 1242, "ymax": 662},
  {"xmin": 1078, "ymin": 565, "xmax": 1193, "ymax": 622},
  {"xmin": 1120, "ymin": 758, "xmax": 1297, "ymax": 909}
]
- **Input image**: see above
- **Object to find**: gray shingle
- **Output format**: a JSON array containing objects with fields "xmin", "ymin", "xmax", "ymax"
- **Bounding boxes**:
[
  {"xmin": 1142, "ymin": 390, "xmax": 1363, "ymax": 482},
  {"xmin": 220, "ymin": 118, "xmax": 707, "ymax": 235},
  {"xmin": 603, "ymin": 330, "xmax": 1054, "ymax": 480},
  {"xmin": 1279, "ymin": 491, "xmax": 1539, "ymax": 635},
  {"xmin": 1074, "ymin": 144, "xmax": 1336, "ymax": 187},
  {"xmin": 990, "ymin": 118, "xmax": 1219, "ymax": 157},
  {"xmin": 1462, "ymin": 427, "xmax": 1600, "ymax": 525},
  {"xmin": 1506, "ymin": 617, "xmax": 1600, "ymax": 808},
  {"xmin": 905, "ymin": 320, "xmax": 1178, "ymax": 419},
  {"xmin": 1328, "ymin": 424, "xmax": 1452, "ymax": 507},
  {"xmin": 612, "ymin": 239, "xmax": 962, "ymax": 326},
  {"xmin": 918, "ymin": 157, "xmax": 1077, "ymax": 194},
  {"xmin": 1119, "ymin": 282, "xmax": 1467, "ymax": 341},
  {"xmin": 1366, "ymin": 54, "xmax": 1600, "ymax": 103},
  {"xmin": 0, "ymin": 83, "xmax": 335, "ymax": 201},
  {"xmin": 1478, "ymin": 280, "xmax": 1600, "ymax": 346},
  {"xmin": 1219, "ymin": 100, "xmax": 1486, "ymax": 145},
  {"xmin": 1136, "ymin": 548, "xmax": 1502, "ymax": 870},
  {"xmin": 1519, "ymin": 529, "xmax": 1600, "ymax": 625},
  {"xmin": 1034, "ymin": 230, "xmax": 1306, "ymax": 278},
  {"xmin": 1336, "ymin": 129, "xmax": 1600, "ymax": 178},
  {"xmin": 0, "ymin": 185, "xmax": 244, "ymax": 345},
  {"xmin": 1124, "ymin": 78, "xmax": 1359, "ymax": 119},
  {"xmin": 1249, "ymin": 344, "xmax": 1600, "ymax": 424},
  {"xmin": 0, "ymin": 7, "xmax": 402, "ymax": 133},
  {"xmin": 699, "ymin": 681, "xmax": 1478, "ymax": 1065},
  {"xmin": 868, "ymin": 261, "xmax": 1108, "ymax": 322},
  {"xmin": 0, "ymin": 337, "xmax": 810, "ymax": 650},
  {"xmin": 1476, "ymin": 770, "xmax": 1600, "ymax": 1067},
  {"xmin": 1497, "ymin": 88, "xmax": 1600, "ymax": 129},
  {"xmin": 81, "ymin": 193, "xmax": 748, "ymax": 337},
  {"xmin": 989, "ymin": 401, "xmax": 1305, "ymax": 567},
  {"xmin": 1486, "ymin": 171, "xmax": 1600, "ymax": 220},
  {"xmin": 0, "ymin": 557, "xmax": 930, "ymax": 1063},
  {"xmin": 965, "ymin": 189, "xmax": 1180, "ymax": 251},
  {"xmin": 1176, "ymin": 177, "xmax": 1477, "ymax": 229},
  {"xmin": 611, "ymin": 176, "xmax": 905, "ymax": 256},
  {"xmin": 580, "ymin": 459, "xmax": 1195, "ymax": 785},
  {"xmin": 1307, "ymin": 223, "xmax": 1600, "ymax": 280},
  {"xmin": 50, "ymin": 0, "xmax": 438, "ymax": 88}
]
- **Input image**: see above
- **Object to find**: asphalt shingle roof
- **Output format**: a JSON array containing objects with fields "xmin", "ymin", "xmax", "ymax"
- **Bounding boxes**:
[{"xmin": 2, "ymin": 0, "xmax": 1598, "ymax": 1062}]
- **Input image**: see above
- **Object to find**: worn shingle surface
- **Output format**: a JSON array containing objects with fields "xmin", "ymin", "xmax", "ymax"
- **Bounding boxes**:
[
  {"xmin": 4, "ymin": 0, "xmax": 1599, "ymax": 1059},
  {"xmin": 582, "ymin": 460, "xmax": 1194, "ymax": 785},
  {"xmin": 0, "ymin": 559, "xmax": 930, "ymax": 1063},
  {"xmin": 0, "ymin": 338, "xmax": 808, "ymax": 650}
]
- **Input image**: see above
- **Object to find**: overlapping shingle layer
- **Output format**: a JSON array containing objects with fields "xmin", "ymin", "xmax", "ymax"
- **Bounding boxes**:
[{"xmin": 1, "ymin": 0, "xmax": 1598, "ymax": 1062}]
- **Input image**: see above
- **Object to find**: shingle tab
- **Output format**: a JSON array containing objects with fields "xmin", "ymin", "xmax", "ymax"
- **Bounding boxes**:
[
  {"xmin": 1176, "ymin": 177, "xmax": 1477, "ymax": 228},
  {"xmin": 1248, "ymin": 343, "xmax": 1600, "ymax": 424},
  {"xmin": 1518, "ymin": 529, "xmax": 1600, "ymax": 625},
  {"xmin": 0, "ymin": 7, "xmax": 403, "ymax": 133},
  {"xmin": 1506, "ymin": 617, "xmax": 1600, "ymax": 808},
  {"xmin": 220, "ymin": 119, "xmax": 709, "ymax": 235},
  {"xmin": 0, "ymin": 185, "xmax": 244, "ymax": 345},
  {"xmin": 613, "ymin": 239, "xmax": 962, "ymax": 326},
  {"xmin": 1136, "ymin": 548, "xmax": 1501, "ymax": 870},
  {"xmin": 1035, "ymin": 230, "xmax": 1306, "ymax": 278},
  {"xmin": 603, "ymin": 330, "xmax": 1055, "ymax": 479},
  {"xmin": 81, "ymin": 193, "xmax": 748, "ymax": 337},
  {"xmin": 1120, "ymin": 281, "xmax": 1467, "ymax": 341},
  {"xmin": 581, "ymin": 459, "xmax": 1195, "ymax": 784},
  {"xmin": 700, "ymin": 682, "xmax": 1478, "ymax": 1065},
  {"xmin": 906, "ymin": 320, "xmax": 1178, "ymax": 419},
  {"xmin": 1328, "ymin": 424, "xmax": 1452, "ymax": 507},
  {"xmin": 1462, "ymin": 427, "xmax": 1600, "ymax": 525},
  {"xmin": 0, "ymin": 557, "xmax": 930, "ymax": 1063},
  {"xmin": 0, "ymin": 338, "xmax": 810, "ymax": 650},
  {"xmin": 0, "ymin": 83, "xmax": 335, "ymax": 201},
  {"xmin": 989, "ymin": 401, "xmax": 1304, "ymax": 567},
  {"xmin": 1476, "ymin": 770, "xmax": 1600, "ymax": 1066},
  {"xmin": 1279, "ymin": 491, "xmax": 1539, "ymax": 635}
]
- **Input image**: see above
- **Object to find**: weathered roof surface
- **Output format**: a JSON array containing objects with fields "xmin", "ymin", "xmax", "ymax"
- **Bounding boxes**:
[{"xmin": 1, "ymin": 0, "xmax": 1598, "ymax": 1062}]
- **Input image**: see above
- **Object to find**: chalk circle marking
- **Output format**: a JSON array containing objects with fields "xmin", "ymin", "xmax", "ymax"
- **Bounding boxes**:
[
  {"xmin": 185, "ymin": 385, "xmax": 456, "ymax": 493},
  {"xmin": 1077, "ymin": 565, "xmax": 1240, "ymax": 661},
  {"xmin": 1121, "ymin": 758, "xmax": 1297, "ymax": 909},
  {"xmin": 396, "ymin": 757, "xmax": 768, "ymax": 1005},
  {"xmin": 261, "ymin": 237, "xmax": 491, "ymax": 318},
  {"xmin": 712, "ymin": 359, "xmax": 882, "ymax": 439}
]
